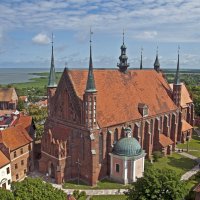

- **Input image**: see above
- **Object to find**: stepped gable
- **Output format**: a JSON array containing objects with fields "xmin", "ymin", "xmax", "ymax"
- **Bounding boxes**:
[
  {"xmin": 67, "ymin": 69, "xmax": 177, "ymax": 127},
  {"xmin": 170, "ymin": 83, "xmax": 192, "ymax": 107},
  {"xmin": 0, "ymin": 124, "xmax": 32, "ymax": 150}
]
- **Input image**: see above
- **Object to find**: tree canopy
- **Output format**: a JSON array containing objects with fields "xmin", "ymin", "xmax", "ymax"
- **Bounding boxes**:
[
  {"xmin": 0, "ymin": 188, "xmax": 14, "ymax": 200},
  {"xmin": 12, "ymin": 177, "xmax": 66, "ymax": 200},
  {"xmin": 125, "ymin": 167, "xmax": 187, "ymax": 200}
]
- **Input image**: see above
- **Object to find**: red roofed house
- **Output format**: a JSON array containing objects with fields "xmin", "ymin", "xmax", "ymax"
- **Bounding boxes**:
[
  {"xmin": 39, "ymin": 37, "xmax": 194, "ymax": 185},
  {"xmin": 0, "ymin": 88, "xmax": 18, "ymax": 110},
  {"xmin": 0, "ymin": 124, "xmax": 34, "ymax": 182}
]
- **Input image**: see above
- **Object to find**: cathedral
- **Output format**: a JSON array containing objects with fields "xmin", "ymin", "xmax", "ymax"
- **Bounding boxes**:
[{"xmin": 39, "ymin": 33, "xmax": 194, "ymax": 186}]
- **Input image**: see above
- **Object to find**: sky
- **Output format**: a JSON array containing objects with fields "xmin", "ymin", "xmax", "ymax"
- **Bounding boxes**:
[{"xmin": 0, "ymin": 0, "xmax": 200, "ymax": 69}]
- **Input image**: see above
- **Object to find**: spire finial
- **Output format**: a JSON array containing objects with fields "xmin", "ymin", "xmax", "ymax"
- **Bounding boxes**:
[
  {"xmin": 48, "ymin": 33, "xmax": 57, "ymax": 88},
  {"xmin": 123, "ymin": 29, "xmax": 125, "ymax": 44},
  {"xmin": 85, "ymin": 28, "xmax": 96, "ymax": 93},
  {"xmin": 156, "ymin": 46, "xmax": 158, "ymax": 56},
  {"xmin": 140, "ymin": 47, "xmax": 143, "ymax": 70},
  {"xmin": 90, "ymin": 27, "xmax": 93, "ymax": 45},
  {"xmin": 51, "ymin": 33, "xmax": 54, "ymax": 45},
  {"xmin": 174, "ymin": 45, "xmax": 180, "ymax": 85}
]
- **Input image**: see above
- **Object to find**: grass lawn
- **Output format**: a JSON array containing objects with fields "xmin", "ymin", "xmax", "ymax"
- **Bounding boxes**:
[
  {"xmin": 91, "ymin": 195, "xmax": 127, "ymax": 200},
  {"xmin": 177, "ymin": 133, "xmax": 200, "ymax": 158},
  {"xmin": 152, "ymin": 153, "xmax": 197, "ymax": 176},
  {"xmin": 63, "ymin": 179, "xmax": 129, "ymax": 190}
]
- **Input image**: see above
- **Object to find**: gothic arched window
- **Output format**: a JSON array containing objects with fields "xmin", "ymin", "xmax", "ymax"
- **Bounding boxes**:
[{"xmin": 99, "ymin": 133, "xmax": 103, "ymax": 163}]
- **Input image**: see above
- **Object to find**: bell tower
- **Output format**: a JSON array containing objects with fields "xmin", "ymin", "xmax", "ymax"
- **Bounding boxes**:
[{"xmin": 117, "ymin": 30, "xmax": 130, "ymax": 72}]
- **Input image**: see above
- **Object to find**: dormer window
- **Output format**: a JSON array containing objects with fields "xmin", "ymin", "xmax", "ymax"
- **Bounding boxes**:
[{"xmin": 138, "ymin": 103, "xmax": 149, "ymax": 117}]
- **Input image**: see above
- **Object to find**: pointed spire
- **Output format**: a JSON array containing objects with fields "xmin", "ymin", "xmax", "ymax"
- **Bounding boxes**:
[
  {"xmin": 140, "ymin": 48, "xmax": 143, "ymax": 69},
  {"xmin": 85, "ymin": 28, "xmax": 97, "ymax": 93},
  {"xmin": 174, "ymin": 46, "xmax": 181, "ymax": 85},
  {"xmin": 154, "ymin": 46, "xmax": 160, "ymax": 71},
  {"xmin": 48, "ymin": 33, "xmax": 57, "ymax": 88}
]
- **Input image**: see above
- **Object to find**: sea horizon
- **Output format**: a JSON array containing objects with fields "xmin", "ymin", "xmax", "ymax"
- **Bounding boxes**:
[{"xmin": 0, "ymin": 67, "xmax": 199, "ymax": 85}]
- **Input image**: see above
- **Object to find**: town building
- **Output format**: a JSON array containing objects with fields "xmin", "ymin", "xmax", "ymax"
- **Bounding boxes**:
[
  {"xmin": 0, "ymin": 88, "xmax": 18, "ymax": 110},
  {"xmin": 39, "ymin": 34, "xmax": 194, "ymax": 186},
  {"xmin": 0, "ymin": 150, "xmax": 12, "ymax": 190},
  {"xmin": 0, "ymin": 124, "xmax": 34, "ymax": 182}
]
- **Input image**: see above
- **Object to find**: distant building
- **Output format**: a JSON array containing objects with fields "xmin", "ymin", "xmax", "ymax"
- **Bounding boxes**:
[
  {"xmin": 39, "ymin": 35, "xmax": 194, "ymax": 185},
  {"xmin": 0, "ymin": 88, "xmax": 18, "ymax": 110},
  {"xmin": 0, "ymin": 150, "xmax": 12, "ymax": 190}
]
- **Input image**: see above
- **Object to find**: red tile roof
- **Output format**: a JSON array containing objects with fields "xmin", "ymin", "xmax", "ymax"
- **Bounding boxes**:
[
  {"xmin": 169, "ymin": 83, "xmax": 192, "ymax": 108},
  {"xmin": 0, "ymin": 150, "xmax": 10, "ymax": 168},
  {"xmin": 159, "ymin": 134, "xmax": 174, "ymax": 147},
  {"xmin": 16, "ymin": 115, "xmax": 33, "ymax": 132},
  {"xmin": 182, "ymin": 119, "xmax": 193, "ymax": 132},
  {"xmin": 67, "ymin": 69, "xmax": 177, "ymax": 127},
  {"xmin": 0, "ymin": 124, "xmax": 32, "ymax": 151}
]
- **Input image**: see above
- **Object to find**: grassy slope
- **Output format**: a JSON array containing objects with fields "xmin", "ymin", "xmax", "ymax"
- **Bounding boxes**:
[
  {"xmin": 152, "ymin": 153, "xmax": 197, "ymax": 175},
  {"xmin": 177, "ymin": 133, "xmax": 200, "ymax": 157}
]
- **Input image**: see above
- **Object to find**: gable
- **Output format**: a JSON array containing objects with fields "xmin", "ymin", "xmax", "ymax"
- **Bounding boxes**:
[
  {"xmin": 52, "ymin": 70, "xmax": 82, "ymax": 123},
  {"xmin": 67, "ymin": 69, "xmax": 177, "ymax": 127},
  {"xmin": 169, "ymin": 83, "xmax": 193, "ymax": 108}
]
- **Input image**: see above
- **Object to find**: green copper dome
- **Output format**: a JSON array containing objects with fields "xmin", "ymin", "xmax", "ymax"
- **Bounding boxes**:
[{"xmin": 113, "ymin": 137, "xmax": 142, "ymax": 157}]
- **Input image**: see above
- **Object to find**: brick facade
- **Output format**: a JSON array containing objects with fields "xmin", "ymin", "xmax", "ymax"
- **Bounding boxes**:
[{"xmin": 39, "ymin": 69, "xmax": 194, "ymax": 186}]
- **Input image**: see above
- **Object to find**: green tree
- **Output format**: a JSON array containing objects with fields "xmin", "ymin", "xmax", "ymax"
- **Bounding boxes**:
[
  {"xmin": 17, "ymin": 98, "xmax": 25, "ymax": 111},
  {"xmin": 0, "ymin": 188, "xmax": 14, "ymax": 200},
  {"xmin": 125, "ymin": 167, "xmax": 188, "ymax": 200},
  {"xmin": 12, "ymin": 177, "xmax": 66, "ymax": 200}
]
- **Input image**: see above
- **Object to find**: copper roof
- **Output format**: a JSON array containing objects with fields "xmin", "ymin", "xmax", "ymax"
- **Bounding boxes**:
[
  {"xmin": 0, "ymin": 150, "xmax": 10, "ymax": 168},
  {"xmin": 169, "ymin": 83, "xmax": 192, "ymax": 107},
  {"xmin": 182, "ymin": 119, "xmax": 193, "ymax": 132},
  {"xmin": 0, "ymin": 88, "xmax": 18, "ymax": 102},
  {"xmin": 0, "ymin": 124, "xmax": 32, "ymax": 151},
  {"xmin": 67, "ymin": 69, "xmax": 177, "ymax": 127},
  {"xmin": 159, "ymin": 134, "xmax": 174, "ymax": 147}
]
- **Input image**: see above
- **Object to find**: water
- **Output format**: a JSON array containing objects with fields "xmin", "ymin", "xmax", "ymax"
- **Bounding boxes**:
[
  {"xmin": 0, "ymin": 68, "xmax": 63, "ymax": 84},
  {"xmin": 0, "ymin": 68, "xmax": 199, "ymax": 85}
]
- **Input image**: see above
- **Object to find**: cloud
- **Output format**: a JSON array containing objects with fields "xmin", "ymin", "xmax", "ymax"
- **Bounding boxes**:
[
  {"xmin": 135, "ymin": 31, "xmax": 158, "ymax": 40},
  {"xmin": 0, "ymin": 0, "xmax": 200, "ymax": 42},
  {"xmin": 32, "ymin": 33, "xmax": 50, "ymax": 45}
]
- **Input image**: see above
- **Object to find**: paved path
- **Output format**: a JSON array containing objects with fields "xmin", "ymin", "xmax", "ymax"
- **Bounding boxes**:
[
  {"xmin": 179, "ymin": 152, "xmax": 200, "ymax": 180},
  {"xmin": 29, "ymin": 171, "xmax": 128, "ymax": 196}
]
